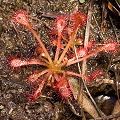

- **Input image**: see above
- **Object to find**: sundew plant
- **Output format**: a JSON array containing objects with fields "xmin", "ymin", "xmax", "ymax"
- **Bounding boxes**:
[{"xmin": 9, "ymin": 10, "xmax": 118, "ymax": 102}]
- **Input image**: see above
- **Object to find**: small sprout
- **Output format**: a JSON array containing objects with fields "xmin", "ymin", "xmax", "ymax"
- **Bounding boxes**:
[
  {"xmin": 0, "ymin": 105, "xmax": 4, "ymax": 110},
  {"xmin": 79, "ymin": 0, "xmax": 85, "ymax": 3}
]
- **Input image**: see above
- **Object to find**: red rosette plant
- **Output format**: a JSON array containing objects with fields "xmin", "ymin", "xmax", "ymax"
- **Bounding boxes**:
[{"xmin": 9, "ymin": 10, "xmax": 118, "ymax": 101}]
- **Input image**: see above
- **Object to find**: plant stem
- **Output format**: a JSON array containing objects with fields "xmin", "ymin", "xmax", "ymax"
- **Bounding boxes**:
[
  {"xmin": 54, "ymin": 33, "xmax": 61, "ymax": 62},
  {"xmin": 67, "ymin": 45, "xmax": 108, "ymax": 66},
  {"xmin": 58, "ymin": 28, "xmax": 78, "ymax": 64},
  {"xmin": 28, "ymin": 69, "xmax": 50, "ymax": 83},
  {"xmin": 28, "ymin": 24, "xmax": 53, "ymax": 64},
  {"xmin": 33, "ymin": 72, "xmax": 51, "ymax": 99},
  {"xmin": 27, "ymin": 59, "xmax": 48, "ymax": 66},
  {"xmin": 66, "ymin": 71, "xmax": 89, "ymax": 80}
]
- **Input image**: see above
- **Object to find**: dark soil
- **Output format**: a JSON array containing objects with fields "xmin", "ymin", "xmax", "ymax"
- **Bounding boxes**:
[{"xmin": 0, "ymin": 0, "xmax": 120, "ymax": 120}]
